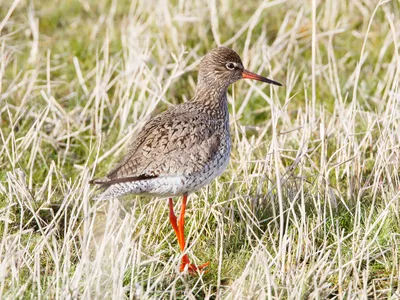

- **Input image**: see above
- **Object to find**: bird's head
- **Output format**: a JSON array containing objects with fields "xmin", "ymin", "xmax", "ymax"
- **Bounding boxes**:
[{"xmin": 197, "ymin": 47, "xmax": 282, "ymax": 89}]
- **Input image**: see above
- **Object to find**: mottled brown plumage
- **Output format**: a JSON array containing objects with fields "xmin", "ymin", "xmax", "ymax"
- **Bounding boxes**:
[
  {"xmin": 90, "ymin": 47, "xmax": 281, "ymax": 272},
  {"xmin": 102, "ymin": 104, "xmax": 226, "ymax": 182}
]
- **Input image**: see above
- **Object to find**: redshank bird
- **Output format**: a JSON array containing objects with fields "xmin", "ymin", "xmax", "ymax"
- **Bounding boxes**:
[{"xmin": 90, "ymin": 47, "xmax": 282, "ymax": 272}]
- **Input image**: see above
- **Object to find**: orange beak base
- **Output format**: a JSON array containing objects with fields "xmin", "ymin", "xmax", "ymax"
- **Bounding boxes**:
[{"xmin": 242, "ymin": 69, "xmax": 282, "ymax": 86}]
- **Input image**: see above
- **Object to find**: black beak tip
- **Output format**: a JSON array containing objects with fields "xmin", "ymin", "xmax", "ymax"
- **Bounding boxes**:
[
  {"xmin": 267, "ymin": 79, "xmax": 283, "ymax": 86},
  {"xmin": 242, "ymin": 69, "xmax": 283, "ymax": 87}
]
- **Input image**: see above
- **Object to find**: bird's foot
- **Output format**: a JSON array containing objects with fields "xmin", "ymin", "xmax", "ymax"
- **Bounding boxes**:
[
  {"xmin": 180, "ymin": 254, "xmax": 209, "ymax": 273},
  {"xmin": 180, "ymin": 261, "xmax": 209, "ymax": 273}
]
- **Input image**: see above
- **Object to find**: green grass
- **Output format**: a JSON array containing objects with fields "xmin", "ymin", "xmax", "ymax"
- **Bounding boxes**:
[{"xmin": 1, "ymin": 0, "xmax": 400, "ymax": 298}]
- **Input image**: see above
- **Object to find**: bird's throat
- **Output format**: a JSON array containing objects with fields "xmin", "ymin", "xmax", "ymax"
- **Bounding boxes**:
[{"xmin": 192, "ymin": 84, "xmax": 229, "ymax": 119}]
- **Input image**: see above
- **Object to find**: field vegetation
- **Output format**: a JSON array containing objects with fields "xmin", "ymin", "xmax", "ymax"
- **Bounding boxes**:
[{"xmin": 1, "ymin": 0, "xmax": 400, "ymax": 298}]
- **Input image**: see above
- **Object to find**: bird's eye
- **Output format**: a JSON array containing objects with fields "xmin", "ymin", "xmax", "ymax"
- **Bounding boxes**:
[{"xmin": 226, "ymin": 62, "xmax": 236, "ymax": 70}]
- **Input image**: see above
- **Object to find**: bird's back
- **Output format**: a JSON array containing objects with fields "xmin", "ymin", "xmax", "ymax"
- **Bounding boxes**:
[{"xmin": 92, "ymin": 100, "xmax": 231, "ymax": 199}]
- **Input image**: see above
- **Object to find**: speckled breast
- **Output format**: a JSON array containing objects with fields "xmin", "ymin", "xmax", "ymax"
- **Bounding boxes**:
[
  {"xmin": 96, "ymin": 130, "xmax": 231, "ymax": 200},
  {"xmin": 182, "ymin": 132, "xmax": 231, "ymax": 194}
]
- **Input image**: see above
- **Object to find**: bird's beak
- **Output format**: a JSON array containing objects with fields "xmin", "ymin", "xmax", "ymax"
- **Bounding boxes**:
[{"xmin": 242, "ymin": 69, "xmax": 282, "ymax": 86}]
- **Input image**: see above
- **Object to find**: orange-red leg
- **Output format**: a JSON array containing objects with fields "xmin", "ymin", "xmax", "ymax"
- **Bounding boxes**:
[
  {"xmin": 168, "ymin": 195, "xmax": 209, "ymax": 273},
  {"xmin": 178, "ymin": 195, "xmax": 187, "ymax": 251},
  {"xmin": 178, "ymin": 194, "xmax": 191, "ymax": 270},
  {"xmin": 168, "ymin": 198, "xmax": 181, "ymax": 247}
]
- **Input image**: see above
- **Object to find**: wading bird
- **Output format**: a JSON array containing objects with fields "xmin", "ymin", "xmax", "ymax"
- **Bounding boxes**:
[{"xmin": 90, "ymin": 47, "xmax": 282, "ymax": 272}]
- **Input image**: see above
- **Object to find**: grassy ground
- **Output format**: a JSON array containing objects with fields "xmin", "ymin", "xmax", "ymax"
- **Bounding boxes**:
[{"xmin": 1, "ymin": 0, "xmax": 400, "ymax": 298}]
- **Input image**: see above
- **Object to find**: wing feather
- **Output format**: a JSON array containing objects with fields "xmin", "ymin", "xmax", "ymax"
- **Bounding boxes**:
[{"xmin": 91, "ymin": 102, "xmax": 225, "ymax": 185}]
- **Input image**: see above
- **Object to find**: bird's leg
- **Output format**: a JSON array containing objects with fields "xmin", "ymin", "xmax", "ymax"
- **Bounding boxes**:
[
  {"xmin": 168, "ymin": 198, "xmax": 182, "ymax": 247},
  {"xmin": 169, "ymin": 197, "xmax": 190, "ymax": 269},
  {"xmin": 178, "ymin": 194, "xmax": 190, "ymax": 267},
  {"xmin": 177, "ymin": 194, "xmax": 209, "ymax": 273}
]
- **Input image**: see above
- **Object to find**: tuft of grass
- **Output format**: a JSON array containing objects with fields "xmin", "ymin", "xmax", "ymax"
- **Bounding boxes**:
[{"xmin": 1, "ymin": 0, "xmax": 400, "ymax": 298}]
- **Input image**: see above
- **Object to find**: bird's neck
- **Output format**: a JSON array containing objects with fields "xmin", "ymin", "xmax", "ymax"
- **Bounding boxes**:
[{"xmin": 192, "ymin": 81, "xmax": 229, "ymax": 119}]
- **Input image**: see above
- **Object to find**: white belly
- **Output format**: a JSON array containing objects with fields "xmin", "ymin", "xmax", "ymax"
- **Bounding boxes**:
[
  {"xmin": 96, "ymin": 152, "xmax": 230, "ymax": 200},
  {"xmin": 96, "ymin": 130, "xmax": 231, "ymax": 200}
]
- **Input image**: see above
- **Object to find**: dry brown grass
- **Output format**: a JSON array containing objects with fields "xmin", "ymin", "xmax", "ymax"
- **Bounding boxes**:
[{"xmin": 1, "ymin": 0, "xmax": 400, "ymax": 298}]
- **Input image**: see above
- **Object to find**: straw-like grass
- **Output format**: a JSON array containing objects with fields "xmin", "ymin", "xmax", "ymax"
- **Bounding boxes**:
[{"xmin": 1, "ymin": 0, "xmax": 400, "ymax": 298}]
